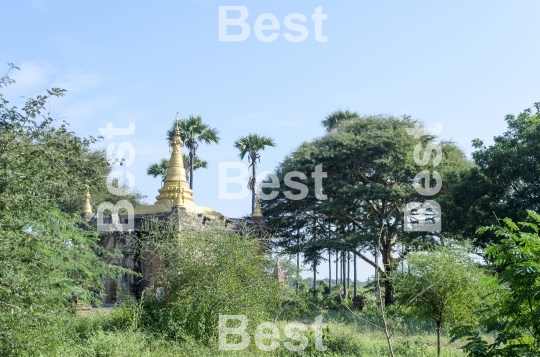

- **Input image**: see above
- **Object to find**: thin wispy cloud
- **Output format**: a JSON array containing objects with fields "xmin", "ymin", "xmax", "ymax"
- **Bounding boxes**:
[
  {"xmin": 61, "ymin": 96, "xmax": 119, "ymax": 121},
  {"xmin": 3, "ymin": 61, "xmax": 54, "ymax": 97}
]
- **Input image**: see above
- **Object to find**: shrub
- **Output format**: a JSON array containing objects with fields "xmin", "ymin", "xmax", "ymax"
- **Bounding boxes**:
[{"xmin": 137, "ymin": 218, "xmax": 283, "ymax": 344}]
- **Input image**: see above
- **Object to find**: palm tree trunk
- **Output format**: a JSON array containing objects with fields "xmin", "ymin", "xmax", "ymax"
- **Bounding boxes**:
[
  {"xmin": 189, "ymin": 153, "xmax": 194, "ymax": 190},
  {"xmin": 313, "ymin": 220, "xmax": 317, "ymax": 290},
  {"xmin": 251, "ymin": 157, "xmax": 256, "ymax": 214}
]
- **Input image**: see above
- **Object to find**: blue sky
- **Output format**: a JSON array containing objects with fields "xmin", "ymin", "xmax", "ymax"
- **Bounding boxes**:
[{"xmin": 3, "ymin": 0, "xmax": 540, "ymax": 279}]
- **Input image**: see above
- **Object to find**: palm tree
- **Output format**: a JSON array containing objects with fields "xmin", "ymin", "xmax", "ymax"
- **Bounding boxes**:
[
  {"xmin": 167, "ymin": 115, "xmax": 219, "ymax": 190},
  {"xmin": 234, "ymin": 133, "xmax": 276, "ymax": 214},
  {"xmin": 146, "ymin": 154, "xmax": 208, "ymax": 183},
  {"xmin": 146, "ymin": 158, "xmax": 169, "ymax": 183},
  {"xmin": 321, "ymin": 109, "xmax": 359, "ymax": 132}
]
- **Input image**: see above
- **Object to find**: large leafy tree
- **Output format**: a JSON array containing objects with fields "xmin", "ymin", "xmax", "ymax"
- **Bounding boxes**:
[
  {"xmin": 445, "ymin": 103, "xmax": 540, "ymax": 247},
  {"xmin": 0, "ymin": 64, "xmax": 129, "ymax": 354},
  {"xmin": 147, "ymin": 154, "xmax": 207, "ymax": 183},
  {"xmin": 262, "ymin": 114, "xmax": 470, "ymax": 305},
  {"xmin": 234, "ymin": 133, "xmax": 276, "ymax": 215},
  {"xmin": 166, "ymin": 115, "xmax": 219, "ymax": 190}
]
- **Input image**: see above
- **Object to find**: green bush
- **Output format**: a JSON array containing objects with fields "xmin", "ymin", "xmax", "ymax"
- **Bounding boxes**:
[
  {"xmin": 451, "ymin": 211, "xmax": 540, "ymax": 356},
  {"xmin": 136, "ymin": 219, "xmax": 284, "ymax": 344}
]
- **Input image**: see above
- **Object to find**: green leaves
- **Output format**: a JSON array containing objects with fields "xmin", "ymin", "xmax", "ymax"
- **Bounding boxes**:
[
  {"xmin": 451, "ymin": 211, "xmax": 540, "ymax": 356},
  {"xmin": 165, "ymin": 114, "xmax": 219, "ymax": 187},
  {"xmin": 453, "ymin": 103, "xmax": 540, "ymax": 247},
  {"xmin": 0, "ymin": 64, "xmax": 131, "ymax": 354},
  {"xmin": 263, "ymin": 113, "xmax": 470, "ymax": 304},
  {"xmin": 321, "ymin": 109, "xmax": 359, "ymax": 133},
  {"xmin": 147, "ymin": 158, "xmax": 170, "ymax": 180},
  {"xmin": 138, "ymin": 219, "xmax": 282, "ymax": 344},
  {"xmin": 166, "ymin": 114, "xmax": 220, "ymax": 149},
  {"xmin": 395, "ymin": 245, "xmax": 491, "ymax": 325},
  {"xmin": 393, "ymin": 246, "xmax": 494, "ymax": 356},
  {"xmin": 234, "ymin": 133, "xmax": 276, "ymax": 161}
]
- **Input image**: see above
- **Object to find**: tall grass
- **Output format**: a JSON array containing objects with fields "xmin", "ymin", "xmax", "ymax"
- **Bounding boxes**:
[{"xmin": 52, "ymin": 309, "xmax": 466, "ymax": 357}]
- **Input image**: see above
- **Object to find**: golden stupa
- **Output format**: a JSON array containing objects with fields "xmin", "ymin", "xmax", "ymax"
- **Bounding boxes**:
[
  {"xmin": 133, "ymin": 117, "xmax": 217, "ymax": 216},
  {"xmin": 83, "ymin": 186, "xmax": 93, "ymax": 218},
  {"xmin": 252, "ymin": 195, "xmax": 263, "ymax": 218}
]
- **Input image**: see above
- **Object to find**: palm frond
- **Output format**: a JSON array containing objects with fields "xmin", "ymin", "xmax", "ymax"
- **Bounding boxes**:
[
  {"xmin": 146, "ymin": 158, "xmax": 169, "ymax": 180},
  {"xmin": 234, "ymin": 133, "xmax": 276, "ymax": 160}
]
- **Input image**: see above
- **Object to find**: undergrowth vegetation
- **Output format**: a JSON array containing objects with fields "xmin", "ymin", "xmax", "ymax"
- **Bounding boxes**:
[{"xmin": 44, "ymin": 309, "xmax": 468, "ymax": 357}]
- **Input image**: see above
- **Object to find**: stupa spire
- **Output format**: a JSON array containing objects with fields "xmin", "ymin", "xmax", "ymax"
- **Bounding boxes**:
[
  {"xmin": 170, "ymin": 114, "xmax": 184, "ymax": 149},
  {"xmin": 155, "ymin": 114, "xmax": 196, "ymax": 207},
  {"xmin": 252, "ymin": 194, "xmax": 263, "ymax": 218},
  {"xmin": 83, "ymin": 186, "xmax": 93, "ymax": 218}
]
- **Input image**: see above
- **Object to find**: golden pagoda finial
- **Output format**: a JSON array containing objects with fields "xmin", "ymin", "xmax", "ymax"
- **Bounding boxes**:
[
  {"xmin": 170, "ymin": 113, "xmax": 184, "ymax": 150},
  {"xmin": 83, "ymin": 185, "xmax": 93, "ymax": 218},
  {"xmin": 252, "ymin": 194, "xmax": 263, "ymax": 218}
]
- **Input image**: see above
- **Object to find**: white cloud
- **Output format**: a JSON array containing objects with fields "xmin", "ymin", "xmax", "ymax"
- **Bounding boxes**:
[
  {"xmin": 5, "ymin": 61, "xmax": 53, "ymax": 95},
  {"xmin": 2, "ymin": 62, "xmax": 110, "ymax": 106}
]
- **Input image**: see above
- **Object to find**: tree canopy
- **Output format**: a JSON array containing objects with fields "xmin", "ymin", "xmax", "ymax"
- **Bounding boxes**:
[
  {"xmin": 262, "ymin": 113, "xmax": 471, "ymax": 304},
  {"xmin": 445, "ymin": 103, "xmax": 540, "ymax": 247}
]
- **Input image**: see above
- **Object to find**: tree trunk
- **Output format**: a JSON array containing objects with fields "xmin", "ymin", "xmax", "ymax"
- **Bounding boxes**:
[
  {"xmin": 189, "ymin": 153, "xmax": 194, "ymax": 190},
  {"xmin": 313, "ymin": 262, "xmax": 317, "ymax": 290},
  {"xmin": 328, "ymin": 249, "xmax": 332, "ymax": 293},
  {"xmin": 347, "ymin": 251, "xmax": 350, "ymax": 294},
  {"xmin": 251, "ymin": 159, "xmax": 256, "ymax": 214},
  {"xmin": 381, "ymin": 240, "xmax": 396, "ymax": 305},
  {"xmin": 384, "ymin": 279, "xmax": 395, "ymax": 306},
  {"xmin": 335, "ymin": 252, "xmax": 338, "ymax": 290},
  {"xmin": 436, "ymin": 320, "xmax": 441, "ymax": 357},
  {"xmin": 375, "ymin": 241, "xmax": 380, "ymax": 300},
  {"xmin": 296, "ymin": 234, "xmax": 300, "ymax": 294},
  {"xmin": 342, "ymin": 251, "xmax": 347, "ymax": 297},
  {"xmin": 340, "ymin": 251, "xmax": 343, "ymax": 292},
  {"xmin": 353, "ymin": 253, "xmax": 357, "ymax": 298}
]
